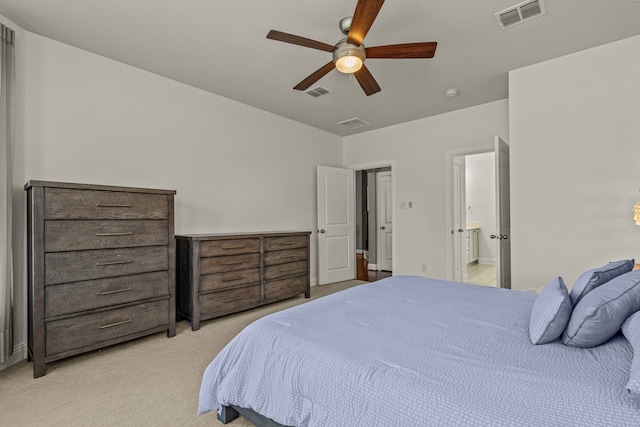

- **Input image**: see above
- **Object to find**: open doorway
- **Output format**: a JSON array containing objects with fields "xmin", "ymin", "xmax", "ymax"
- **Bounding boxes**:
[
  {"xmin": 317, "ymin": 161, "xmax": 396, "ymax": 285},
  {"xmin": 355, "ymin": 167, "xmax": 393, "ymax": 282},
  {"xmin": 464, "ymin": 153, "xmax": 497, "ymax": 286},
  {"xmin": 446, "ymin": 138, "xmax": 511, "ymax": 288}
]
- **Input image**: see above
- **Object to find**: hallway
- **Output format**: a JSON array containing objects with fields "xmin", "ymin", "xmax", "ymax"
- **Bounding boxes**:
[{"xmin": 357, "ymin": 253, "xmax": 392, "ymax": 282}]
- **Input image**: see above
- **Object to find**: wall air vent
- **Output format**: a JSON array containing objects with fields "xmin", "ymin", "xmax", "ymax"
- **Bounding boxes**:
[
  {"xmin": 495, "ymin": 0, "xmax": 546, "ymax": 29},
  {"xmin": 305, "ymin": 86, "xmax": 332, "ymax": 98},
  {"xmin": 338, "ymin": 117, "xmax": 370, "ymax": 130}
]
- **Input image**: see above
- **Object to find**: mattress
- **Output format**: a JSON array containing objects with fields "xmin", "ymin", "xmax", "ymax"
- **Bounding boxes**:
[{"xmin": 199, "ymin": 275, "xmax": 640, "ymax": 426}]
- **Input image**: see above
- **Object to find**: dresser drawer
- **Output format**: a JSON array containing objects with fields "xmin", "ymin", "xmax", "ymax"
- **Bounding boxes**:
[
  {"xmin": 200, "ymin": 253, "xmax": 260, "ymax": 275},
  {"xmin": 44, "ymin": 188, "xmax": 169, "ymax": 220},
  {"xmin": 200, "ymin": 238, "xmax": 260, "ymax": 257},
  {"xmin": 45, "ymin": 220, "xmax": 168, "ymax": 252},
  {"xmin": 45, "ymin": 271, "xmax": 169, "ymax": 318},
  {"xmin": 45, "ymin": 299, "xmax": 169, "ymax": 356},
  {"xmin": 200, "ymin": 284, "xmax": 261, "ymax": 318},
  {"xmin": 200, "ymin": 268, "xmax": 260, "ymax": 293},
  {"xmin": 45, "ymin": 246, "xmax": 168, "ymax": 285},
  {"xmin": 264, "ymin": 260, "xmax": 308, "ymax": 280},
  {"xmin": 265, "ymin": 275, "xmax": 308, "ymax": 301},
  {"xmin": 265, "ymin": 235, "xmax": 307, "ymax": 251},
  {"xmin": 264, "ymin": 248, "xmax": 307, "ymax": 266}
]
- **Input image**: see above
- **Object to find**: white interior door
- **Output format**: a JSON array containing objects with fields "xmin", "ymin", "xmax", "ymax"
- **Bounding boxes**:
[
  {"xmin": 495, "ymin": 137, "xmax": 511, "ymax": 289},
  {"xmin": 376, "ymin": 171, "xmax": 393, "ymax": 271},
  {"xmin": 453, "ymin": 156, "xmax": 467, "ymax": 282},
  {"xmin": 317, "ymin": 166, "xmax": 356, "ymax": 285}
]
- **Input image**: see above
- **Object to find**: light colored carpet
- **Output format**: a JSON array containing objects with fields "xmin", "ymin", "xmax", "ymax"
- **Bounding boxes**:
[{"xmin": 0, "ymin": 280, "xmax": 366, "ymax": 427}]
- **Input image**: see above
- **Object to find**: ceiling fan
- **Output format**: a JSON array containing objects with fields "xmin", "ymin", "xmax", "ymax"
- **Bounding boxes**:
[{"xmin": 266, "ymin": 0, "xmax": 437, "ymax": 96}]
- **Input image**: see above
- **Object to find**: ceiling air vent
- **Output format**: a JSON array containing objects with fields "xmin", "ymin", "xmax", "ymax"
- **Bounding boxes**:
[
  {"xmin": 495, "ymin": 0, "xmax": 546, "ymax": 29},
  {"xmin": 338, "ymin": 117, "xmax": 370, "ymax": 130},
  {"xmin": 305, "ymin": 86, "xmax": 332, "ymax": 98}
]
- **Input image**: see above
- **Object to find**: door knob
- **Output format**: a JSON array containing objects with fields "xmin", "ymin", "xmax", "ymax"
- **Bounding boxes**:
[
  {"xmin": 380, "ymin": 226, "xmax": 386, "ymax": 230},
  {"xmin": 319, "ymin": 229, "xmax": 326, "ymax": 233},
  {"xmin": 490, "ymin": 234, "xmax": 509, "ymax": 240}
]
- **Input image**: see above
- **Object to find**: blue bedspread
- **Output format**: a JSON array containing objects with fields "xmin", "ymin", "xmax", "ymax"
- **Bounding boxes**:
[{"xmin": 199, "ymin": 275, "xmax": 640, "ymax": 426}]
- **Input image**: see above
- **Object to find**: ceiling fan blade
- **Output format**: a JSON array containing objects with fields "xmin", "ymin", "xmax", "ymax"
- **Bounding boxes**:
[
  {"xmin": 366, "ymin": 42, "xmax": 437, "ymax": 59},
  {"xmin": 293, "ymin": 61, "xmax": 336, "ymax": 91},
  {"xmin": 347, "ymin": 0, "xmax": 385, "ymax": 46},
  {"xmin": 354, "ymin": 64, "xmax": 381, "ymax": 96},
  {"xmin": 267, "ymin": 30, "xmax": 335, "ymax": 52}
]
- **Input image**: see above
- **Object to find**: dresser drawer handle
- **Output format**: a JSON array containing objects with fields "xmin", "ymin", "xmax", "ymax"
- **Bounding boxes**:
[
  {"xmin": 96, "ymin": 287, "xmax": 133, "ymax": 296},
  {"xmin": 279, "ymin": 267, "xmax": 296, "ymax": 273},
  {"xmin": 222, "ymin": 245, "xmax": 246, "ymax": 250},
  {"xmin": 279, "ymin": 241, "xmax": 296, "ymax": 245},
  {"xmin": 222, "ymin": 296, "xmax": 244, "ymax": 303},
  {"xmin": 98, "ymin": 319, "xmax": 132, "ymax": 329},
  {"xmin": 96, "ymin": 260, "xmax": 133, "ymax": 266},
  {"xmin": 96, "ymin": 232, "xmax": 134, "ymax": 236},
  {"xmin": 223, "ymin": 261, "xmax": 244, "ymax": 266},
  {"xmin": 96, "ymin": 203, "xmax": 133, "ymax": 208},
  {"xmin": 222, "ymin": 276, "xmax": 243, "ymax": 282},
  {"xmin": 281, "ymin": 255, "xmax": 296, "ymax": 259}
]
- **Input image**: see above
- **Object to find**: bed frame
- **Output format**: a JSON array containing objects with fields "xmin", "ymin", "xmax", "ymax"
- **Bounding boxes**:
[{"xmin": 218, "ymin": 405, "xmax": 290, "ymax": 427}]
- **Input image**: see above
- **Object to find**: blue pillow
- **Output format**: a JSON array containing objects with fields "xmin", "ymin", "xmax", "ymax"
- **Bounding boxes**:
[
  {"xmin": 529, "ymin": 277, "xmax": 572, "ymax": 345},
  {"xmin": 562, "ymin": 270, "xmax": 640, "ymax": 347},
  {"xmin": 569, "ymin": 259, "xmax": 634, "ymax": 306},
  {"xmin": 622, "ymin": 310, "xmax": 640, "ymax": 404}
]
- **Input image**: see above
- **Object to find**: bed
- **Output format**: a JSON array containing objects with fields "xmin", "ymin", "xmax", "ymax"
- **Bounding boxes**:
[{"xmin": 198, "ymin": 275, "xmax": 640, "ymax": 426}]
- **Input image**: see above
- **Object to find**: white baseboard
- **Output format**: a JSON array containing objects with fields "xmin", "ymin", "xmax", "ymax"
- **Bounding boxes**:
[
  {"xmin": 0, "ymin": 341, "xmax": 27, "ymax": 372},
  {"xmin": 478, "ymin": 258, "xmax": 496, "ymax": 265},
  {"xmin": 367, "ymin": 263, "xmax": 378, "ymax": 271}
]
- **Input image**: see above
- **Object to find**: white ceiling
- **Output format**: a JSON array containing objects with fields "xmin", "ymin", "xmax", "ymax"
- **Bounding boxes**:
[{"xmin": 0, "ymin": 0, "xmax": 639, "ymax": 136}]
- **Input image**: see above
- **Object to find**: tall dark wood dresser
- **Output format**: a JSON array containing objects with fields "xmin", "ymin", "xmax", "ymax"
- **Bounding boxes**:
[
  {"xmin": 25, "ymin": 181, "xmax": 176, "ymax": 378},
  {"xmin": 176, "ymin": 231, "xmax": 311, "ymax": 330}
]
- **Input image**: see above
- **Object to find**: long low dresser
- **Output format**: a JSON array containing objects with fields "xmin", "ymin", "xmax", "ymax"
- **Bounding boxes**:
[
  {"xmin": 25, "ymin": 180, "xmax": 176, "ymax": 378},
  {"xmin": 176, "ymin": 231, "xmax": 311, "ymax": 331}
]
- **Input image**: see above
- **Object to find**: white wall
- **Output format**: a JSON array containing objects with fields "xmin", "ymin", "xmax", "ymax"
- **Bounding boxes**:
[
  {"xmin": 6, "ymin": 18, "xmax": 638, "ymax": 370},
  {"xmin": 6, "ymin": 26, "xmax": 342, "ymax": 368},
  {"xmin": 20, "ymin": 33, "xmax": 342, "ymax": 236},
  {"xmin": 510, "ymin": 35, "xmax": 640, "ymax": 291},
  {"xmin": 343, "ymin": 100, "xmax": 509, "ymax": 279},
  {"xmin": 465, "ymin": 152, "xmax": 496, "ymax": 264}
]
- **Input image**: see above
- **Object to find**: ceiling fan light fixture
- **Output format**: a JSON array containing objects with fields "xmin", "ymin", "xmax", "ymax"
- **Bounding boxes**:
[
  {"xmin": 333, "ymin": 40, "xmax": 365, "ymax": 74},
  {"xmin": 335, "ymin": 55, "xmax": 363, "ymax": 73}
]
